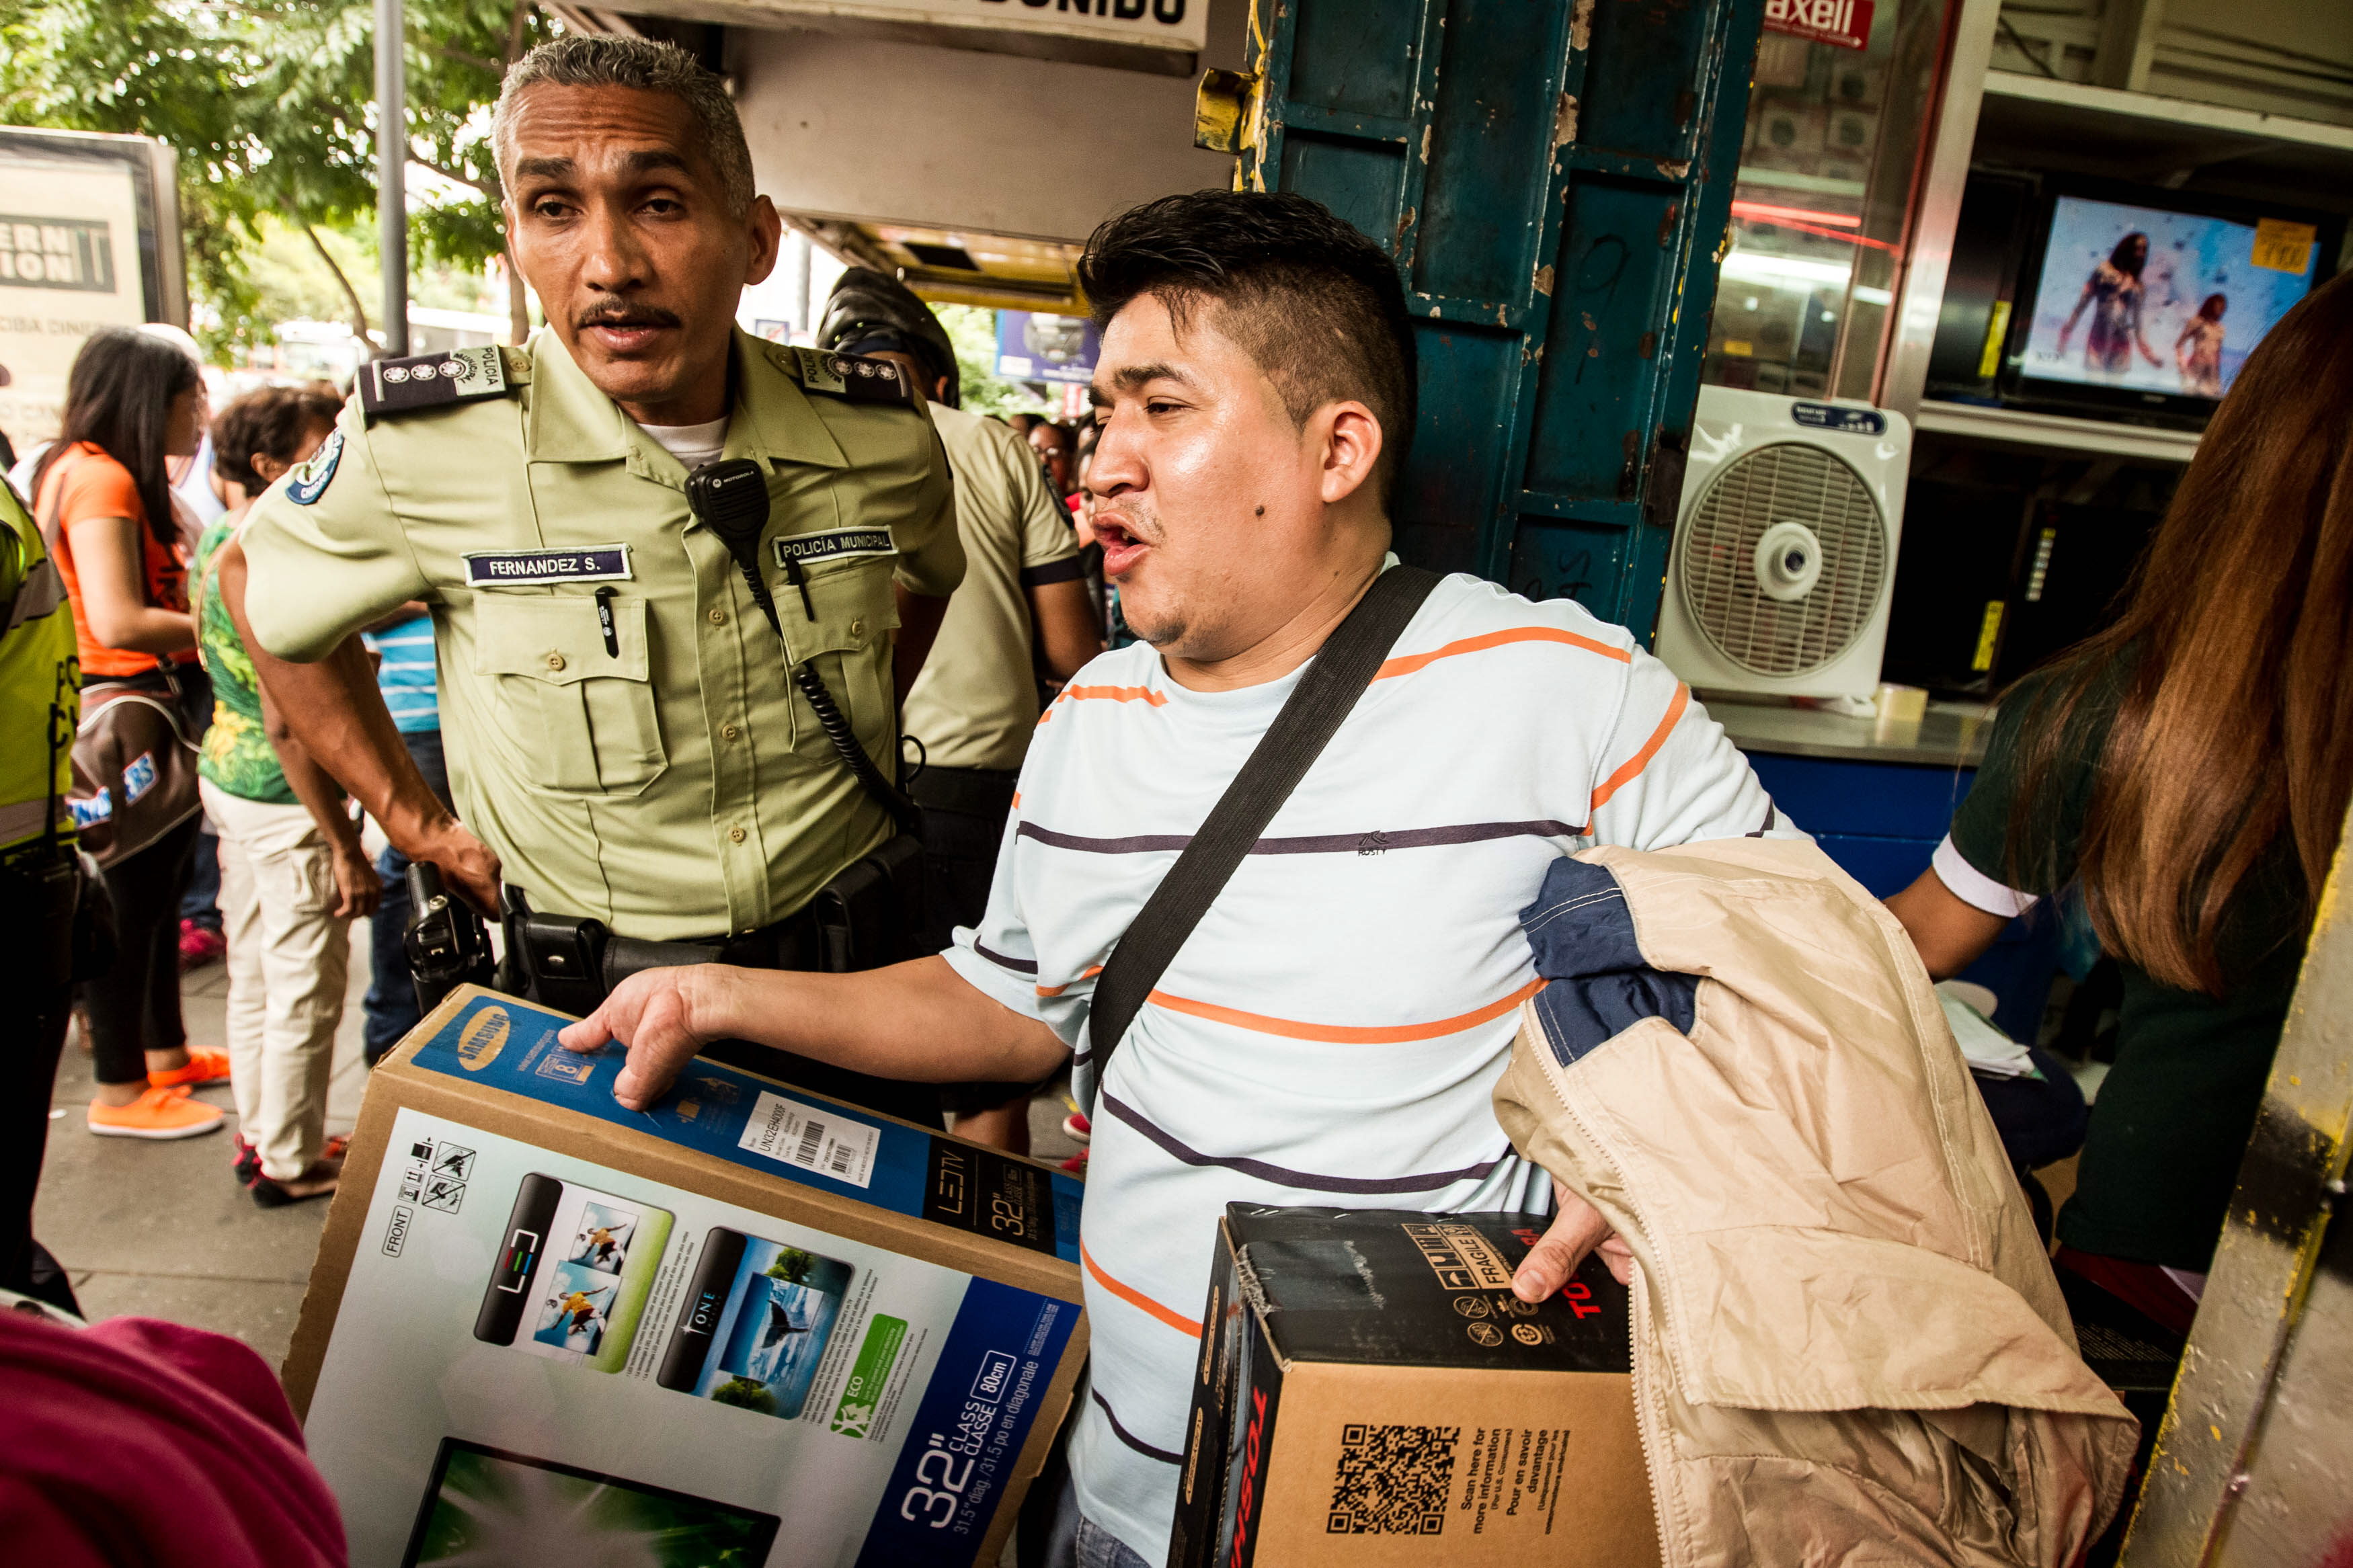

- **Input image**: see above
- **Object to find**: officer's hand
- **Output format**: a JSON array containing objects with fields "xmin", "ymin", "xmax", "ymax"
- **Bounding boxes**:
[
  {"xmin": 418, "ymin": 821, "xmax": 502, "ymax": 919},
  {"xmin": 1511, "ymin": 1179, "xmax": 1635, "ymax": 1303},
  {"xmin": 559, "ymin": 965, "xmax": 723, "ymax": 1112},
  {"xmin": 328, "ymin": 840, "xmax": 383, "ymax": 920}
]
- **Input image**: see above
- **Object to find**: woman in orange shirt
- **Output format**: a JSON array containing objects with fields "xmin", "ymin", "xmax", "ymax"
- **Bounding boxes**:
[{"xmin": 32, "ymin": 329, "xmax": 229, "ymax": 1141}]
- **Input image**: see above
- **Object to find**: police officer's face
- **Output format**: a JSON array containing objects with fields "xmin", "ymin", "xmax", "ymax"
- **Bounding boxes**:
[
  {"xmin": 1087, "ymin": 292, "xmax": 1385, "ymax": 664},
  {"xmin": 503, "ymin": 84, "xmax": 782, "ymax": 423}
]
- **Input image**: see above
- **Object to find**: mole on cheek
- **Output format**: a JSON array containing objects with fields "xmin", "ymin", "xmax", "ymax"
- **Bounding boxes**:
[{"xmin": 1255, "ymin": 505, "xmax": 1265, "ymax": 517}]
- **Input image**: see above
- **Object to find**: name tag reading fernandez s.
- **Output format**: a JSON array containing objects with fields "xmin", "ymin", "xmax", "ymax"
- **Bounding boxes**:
[
  {"xmin": 772, "ymin": 527, "xmax": 895, "ymax": 569},
  {"xmin": 463, "ymin": 546, "xmax": 633, "ymax": 586}
]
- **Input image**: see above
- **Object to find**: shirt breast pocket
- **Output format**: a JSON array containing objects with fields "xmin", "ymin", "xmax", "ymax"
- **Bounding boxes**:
[
  {"xmin": 473, "ymin": 595, "xmax": 666, "ymax": 796},
  {"xmin": 776, "ymin": 553, "xmax": 899, "ymax": 757}
]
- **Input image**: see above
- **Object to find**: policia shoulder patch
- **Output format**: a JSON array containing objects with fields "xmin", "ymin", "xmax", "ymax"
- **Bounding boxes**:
[
  {"xmin": 783, "ymin": 346, "xmax": 921, "ymax": 407},
  {"xmin": 358, "ymin": 346, "xmax": 512, "ymax": 418}
]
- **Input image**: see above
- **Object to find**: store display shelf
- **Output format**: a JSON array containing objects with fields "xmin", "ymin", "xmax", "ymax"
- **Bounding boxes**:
[
  {"xmin": 1915, "ymin": 399, "xmax": 2201, "ymax": 462},
  {"xmin": 1976, "ymin": 73, "xmax": 2353, "ymax": 202}
]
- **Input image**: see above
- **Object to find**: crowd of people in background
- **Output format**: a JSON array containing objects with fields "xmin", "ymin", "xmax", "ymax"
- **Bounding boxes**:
[{"xmin": 3, "ymin": 304, "xmax": 1125, "ymax": 1277}]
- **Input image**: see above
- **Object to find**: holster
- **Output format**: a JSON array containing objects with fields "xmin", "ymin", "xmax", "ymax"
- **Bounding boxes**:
[{"xmin": 501, "ymin": 832, "xmax": 930, "ymax": 1014}]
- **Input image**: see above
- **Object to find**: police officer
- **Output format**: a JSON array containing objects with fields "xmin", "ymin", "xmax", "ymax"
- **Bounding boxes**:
[
  {"xmin": 815, "ymin": 270, "xmax": 1101, "ymax": 1152},
  {"xmin": 0, "ymin": 470, "xmax": 85, "ymax": 1309},
  {"xmin": 216, "ymin": 35, "xmax": 963, "ymax": 1122}
]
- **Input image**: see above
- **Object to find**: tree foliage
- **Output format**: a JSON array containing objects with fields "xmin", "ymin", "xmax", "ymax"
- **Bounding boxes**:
[{"xmin": 0, "ymin": 0, "xmax": 549, "ymax": 356}]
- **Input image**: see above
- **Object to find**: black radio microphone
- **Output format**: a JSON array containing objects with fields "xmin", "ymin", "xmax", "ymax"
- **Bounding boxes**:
[{"xmin": 683, "ymin": 459, "xmax": 920, "ymax": 833}]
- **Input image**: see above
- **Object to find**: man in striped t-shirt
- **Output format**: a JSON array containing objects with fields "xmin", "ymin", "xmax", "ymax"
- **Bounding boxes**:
[{"xmin": 563, "ymin": 190, "xmax": 1799, "ymax": 1566}]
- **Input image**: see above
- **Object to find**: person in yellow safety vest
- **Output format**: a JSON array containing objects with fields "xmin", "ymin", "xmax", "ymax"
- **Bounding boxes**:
[{"xmin": 0, "ymin": 472, "xmax": 87, "ymax": 1314}]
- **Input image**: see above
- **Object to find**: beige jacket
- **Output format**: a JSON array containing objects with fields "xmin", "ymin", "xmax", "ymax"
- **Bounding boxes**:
[{"xmin": 1494, "ymin": 838, "xmax": 2137, "ymax": 1568}]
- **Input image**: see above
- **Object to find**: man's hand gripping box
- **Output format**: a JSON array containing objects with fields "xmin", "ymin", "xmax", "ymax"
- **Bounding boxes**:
[
  {"xmin": 285, "ymin": 986, "xmax": 1086, "ymax": 1568},
  {"xmin": 1168, "ymin": 1205, "xmax": 1657, "ymax": 1568}
]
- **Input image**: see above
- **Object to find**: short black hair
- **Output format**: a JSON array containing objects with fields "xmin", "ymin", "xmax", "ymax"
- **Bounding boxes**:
[{"xmin": 1078, "ymin": 190, "xmax": 1416, "ymax": 498}]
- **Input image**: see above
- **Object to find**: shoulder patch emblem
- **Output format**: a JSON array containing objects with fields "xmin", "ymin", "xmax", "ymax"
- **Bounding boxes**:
[
  {"xmin": 285, "ymin": 427, "xmax": 344, "ymax": 505},
  {"xmin": 785, "ymin": 346, "xmax": 920, "ymax": 407},
  {"xmin": 358, "ymin": 345, "xmax": 511, "ymax": 419}
]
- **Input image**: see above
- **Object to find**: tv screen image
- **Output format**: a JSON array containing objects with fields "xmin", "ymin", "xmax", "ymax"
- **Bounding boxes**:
[
  {"xmin": 401, "ymin": 1438, "xmax": 781, "ymax": 1567},
  {"xmin": 472, "ymin": 1174, "xmax": 675, "ymax": 1374},
  {"xmin": 2019, "ymin": 196, "xmax": 2317, "ymax": 402},
  {"xmin": 653, "ymin": 1227, "xmax": 856, "ymax": 1421}
]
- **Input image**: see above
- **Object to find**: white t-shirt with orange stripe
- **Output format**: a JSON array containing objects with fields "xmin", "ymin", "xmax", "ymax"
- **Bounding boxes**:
[{"xmin": 941, "ymin": 569, "xmax": 1800, "ymax": 1558}]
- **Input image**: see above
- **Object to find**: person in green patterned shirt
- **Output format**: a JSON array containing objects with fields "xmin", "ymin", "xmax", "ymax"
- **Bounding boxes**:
[{"xmin": 194, "ymin": 386, "xmax": 381, "ymax": 1207}]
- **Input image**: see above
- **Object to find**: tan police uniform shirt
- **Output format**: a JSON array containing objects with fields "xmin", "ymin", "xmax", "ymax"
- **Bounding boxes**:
[
  {"xmin": 899, "ymin": 403, "xmax": 1082, "ymax": 774},
  {"xmin": 239, "ymin": 328, "xmax": 961, "ymax": 941}
]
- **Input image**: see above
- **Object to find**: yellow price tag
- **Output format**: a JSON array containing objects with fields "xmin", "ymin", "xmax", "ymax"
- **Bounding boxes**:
[
  {"xmin": 2251, "ymin": 218, "xmax": 2317, "ymax": 276},
  {"xmin": 1971, "ymin": 600, "xmax": 2005, "ymax": 673},
  {"xmin": 1977, "ymin": 300, "xmax": 2011, "ymax": 382}
]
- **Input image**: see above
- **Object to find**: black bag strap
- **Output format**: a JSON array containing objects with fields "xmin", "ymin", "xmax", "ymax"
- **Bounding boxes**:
[{"xmin": 1084, "ymin": 565, "xmax": 1443, "ymax": 1077}]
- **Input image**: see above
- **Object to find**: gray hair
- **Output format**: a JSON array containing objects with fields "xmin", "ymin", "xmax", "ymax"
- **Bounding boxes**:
[{"xmin": 492, "ymin": 35, "xmax": 756, "ymax": 219}]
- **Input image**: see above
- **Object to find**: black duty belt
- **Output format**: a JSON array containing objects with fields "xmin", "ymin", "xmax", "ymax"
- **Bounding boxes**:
[{"xmin": 491, "ymin": 833, "xmax": 940, "ymax": 1127}]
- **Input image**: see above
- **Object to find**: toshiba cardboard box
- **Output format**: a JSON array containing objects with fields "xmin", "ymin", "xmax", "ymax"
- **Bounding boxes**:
[
  {"xmin": 284, "ymin": 986, "xmax": 1086, "ymax": 1568},
  {"xmin": 1168, "ymin": 1206, "xmax": 1657, "ymax": 1568}
]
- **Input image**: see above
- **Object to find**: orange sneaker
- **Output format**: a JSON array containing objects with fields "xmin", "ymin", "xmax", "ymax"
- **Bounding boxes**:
[
  {"xmin": 87, "ymin": 1086, "xmax": 227, "ymax": 1141},
  {"xmin": 149, "ymin": 1046, "xmax": 232, "ymax": 1090}
]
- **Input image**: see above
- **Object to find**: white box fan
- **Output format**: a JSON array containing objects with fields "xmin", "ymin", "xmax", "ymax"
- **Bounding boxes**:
[{"xmin": 1654, "ymin": 386, "xmax": 1911, "ymax": 700}]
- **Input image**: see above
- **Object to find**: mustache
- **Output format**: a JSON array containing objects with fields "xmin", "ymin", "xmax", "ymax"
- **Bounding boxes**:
[{"xmin": 574, "ymin": 305, "xmax": 682, "ymax": 331}]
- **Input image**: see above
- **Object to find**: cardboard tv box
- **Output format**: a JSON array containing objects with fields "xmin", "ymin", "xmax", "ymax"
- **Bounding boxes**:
[
  {"xmin": 1168, "ymin": 1206, "xmax": 1657, "ymax": 1568},
  {"xmin": 286, "ymin": 986, "xmax": 1086, "ymax": 1568}
]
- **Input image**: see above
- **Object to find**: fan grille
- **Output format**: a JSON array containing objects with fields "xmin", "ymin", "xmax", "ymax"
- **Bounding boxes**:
[{"xmin": 1678, "ymin": 442, "xmax": 1887, "ymax": 677}]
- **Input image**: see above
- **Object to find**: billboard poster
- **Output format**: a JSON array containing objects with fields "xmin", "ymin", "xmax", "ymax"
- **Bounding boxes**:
[
  {"xmin": 0, "ymin": 138, "xmax": 154, "ymax": 448},
  {"xmin": 994, "ymin": 311, "xmax": 1098, "ymax": 386}
]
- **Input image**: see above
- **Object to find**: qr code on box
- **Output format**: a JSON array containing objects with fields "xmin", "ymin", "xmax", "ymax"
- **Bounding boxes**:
[{"xmin": 1326, "ymin": 1422, "xmax": 1460, "ymax": 1534}]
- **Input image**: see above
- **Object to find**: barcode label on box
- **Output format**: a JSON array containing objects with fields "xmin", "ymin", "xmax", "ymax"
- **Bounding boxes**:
[{"xmin": 737, "ymin": 1090, "xmax": 879, "ymax": 1188}]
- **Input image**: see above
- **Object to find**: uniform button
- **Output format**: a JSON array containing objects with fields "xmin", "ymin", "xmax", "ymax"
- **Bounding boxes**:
[
  {"xmin": 728, "ymin": 826, "xmax": 747, "ymax": 843},
  {"xmin": 722, "ymin": 723, "xmax": 740, "ymax": 741},
  {"xmin": 709, "ymin": 608, "xmax": 728, "ymax": 625},
  {"xmin": 849, "ymin": 617, "xmax": 865, "ymax": 638},
  {"xmin": 545, "ymin": 652, "xmax": 566, "ymax": 672}
]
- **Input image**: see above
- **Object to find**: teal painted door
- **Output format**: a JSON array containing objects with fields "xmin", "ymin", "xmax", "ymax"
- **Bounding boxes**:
[{"xmin": 1239, "ymin": 0, "xmax": 1765, "ymax": 643}]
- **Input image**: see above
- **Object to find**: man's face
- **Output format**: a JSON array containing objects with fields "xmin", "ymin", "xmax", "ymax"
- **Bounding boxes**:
[
  {"xmin": 502, "ymin": 84, "xmax": 780, "ymax": 421},
  {"xmin": 1086, "ymin": 293, "xmax": 1367, "ymax": 662}
]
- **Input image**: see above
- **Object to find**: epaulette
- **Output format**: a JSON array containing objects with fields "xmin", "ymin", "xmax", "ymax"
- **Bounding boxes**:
[
  {"xmin": 781, "ymin": 345, "xmax": 922, "ymax": 407},
  {"xmin": 357, "ymin": 345, "xmax": 513, "ymax": 419}
]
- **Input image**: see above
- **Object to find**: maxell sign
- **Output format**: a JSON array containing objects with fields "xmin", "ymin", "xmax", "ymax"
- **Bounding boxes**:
[{"xmin": 1765, "ymin": 0, "xmax": 1874, "ymax": 51}]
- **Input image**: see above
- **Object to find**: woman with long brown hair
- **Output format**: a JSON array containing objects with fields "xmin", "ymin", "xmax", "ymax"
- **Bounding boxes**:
[
  {"xmin": 32, "ymin": 329, "xmax": 228, "ymax": 1141},
  {"xmin": 1890, "ymin": 268, "xmax": 2353, "ymax": 1296}
]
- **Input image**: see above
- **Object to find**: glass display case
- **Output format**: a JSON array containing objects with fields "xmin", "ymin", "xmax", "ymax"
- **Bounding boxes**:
[{"xmin": 1703, "ymin": 0, "xmax": 1958, "ymax": 403}]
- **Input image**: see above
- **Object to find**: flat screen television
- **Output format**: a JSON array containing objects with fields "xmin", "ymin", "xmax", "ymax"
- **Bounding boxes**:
[
  {"xmin": 1927, "ymin": 172, "xmax": 2338, "ymax": 430},
  {"xmin": 2005, "ymin": 183, "xmax": 2334, "ymax": 425}
]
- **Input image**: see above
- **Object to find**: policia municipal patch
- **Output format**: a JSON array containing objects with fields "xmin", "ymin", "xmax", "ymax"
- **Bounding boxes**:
[{"xmin": 774, "ymin": 527, "xmax": 893, "ymax": 569}]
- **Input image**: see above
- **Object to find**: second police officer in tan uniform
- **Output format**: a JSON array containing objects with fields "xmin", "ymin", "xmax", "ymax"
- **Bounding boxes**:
[{"xmin": 216, "ymin": 35, "xmax": 962, "ymax": 1121}]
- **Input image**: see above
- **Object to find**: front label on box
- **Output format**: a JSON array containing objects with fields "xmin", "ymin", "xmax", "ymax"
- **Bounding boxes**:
[
  {"xmin": 740, "ymin": 1089, "xmax": 881, "ymax": 1188},
  {"xmin": 305, "ymin": 1106, "xmax": 1076, "ymax": 1567},
  {"xmin": 403, "ymin": 993, "xmax": 1080, "ymax": 1262}
]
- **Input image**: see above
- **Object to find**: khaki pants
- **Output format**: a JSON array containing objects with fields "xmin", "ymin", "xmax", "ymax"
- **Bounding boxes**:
[{"xmin": 201, "ymin": 780, "xmax": 351, "ymax": 1182}]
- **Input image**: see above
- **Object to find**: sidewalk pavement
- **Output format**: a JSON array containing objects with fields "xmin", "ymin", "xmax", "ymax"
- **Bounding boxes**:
[
  {"xmin": 38, "ymin": 929, "xmax": 1084, "ymax": 1374},
  {"xmin": 35, "ymin": 923, "xmax": 371, "ymax": 1368}
]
